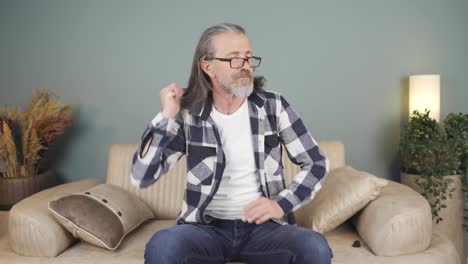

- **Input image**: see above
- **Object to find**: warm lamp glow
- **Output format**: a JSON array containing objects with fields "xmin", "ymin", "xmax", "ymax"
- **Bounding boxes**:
[{"xmin": 409, "ymin": 74, "xmax": 440, "ymax": 122}]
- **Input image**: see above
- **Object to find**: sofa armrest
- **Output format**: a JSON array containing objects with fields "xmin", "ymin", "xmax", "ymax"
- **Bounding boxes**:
[
  {"xmin": 351, "ymin": 180, "xmax": 432, "ymax": 256},
  {"xmin": 9, "ymin": 178, "xmax": 103, "ymax": 257}
]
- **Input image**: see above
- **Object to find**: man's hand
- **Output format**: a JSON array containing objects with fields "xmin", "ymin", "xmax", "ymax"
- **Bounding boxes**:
[
  {"xmin": 242, "ymin": 197, "xmax": 285, "ymax": 225},
  {"xmin": 160, "ymin": 83, "xmax": 185, "ymax": 119}
]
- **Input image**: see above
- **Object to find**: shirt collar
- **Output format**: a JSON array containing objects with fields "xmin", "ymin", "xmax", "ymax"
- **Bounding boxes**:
[{"xmin": 195, "ymin": 89, "xmax": 265, "ymax": 121}]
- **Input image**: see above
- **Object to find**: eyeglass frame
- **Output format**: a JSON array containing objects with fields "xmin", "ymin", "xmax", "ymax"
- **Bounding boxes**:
[{"xmin": 205, "ymin": 56, "xmax": 262, "ymax": 69}]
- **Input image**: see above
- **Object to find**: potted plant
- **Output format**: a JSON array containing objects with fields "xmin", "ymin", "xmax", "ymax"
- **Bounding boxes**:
[
  {"xmin": 443, "ymin": 113, "xmax": 468, "ymax": 231},
  {"xmin": 400, "ymin": 110, "xmax": 461, "ymax": 222},
  {"xmin": 400, "ymin": 109, "xmax": 465, "ymax": 261},
  {"xmin": 0, "ymin": 90, "xmax": 73, "ymax": 209}
]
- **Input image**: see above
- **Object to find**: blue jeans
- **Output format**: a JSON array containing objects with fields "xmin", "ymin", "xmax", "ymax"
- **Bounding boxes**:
[{"xmin": 144, "ymin": 218, "xmax": 333, "ymax": 264}]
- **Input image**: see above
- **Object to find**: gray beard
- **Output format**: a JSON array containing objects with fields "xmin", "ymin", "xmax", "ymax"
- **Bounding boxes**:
[{"xmin": 220, "ymin": 80, "xmax": 254, "ymax": 97}]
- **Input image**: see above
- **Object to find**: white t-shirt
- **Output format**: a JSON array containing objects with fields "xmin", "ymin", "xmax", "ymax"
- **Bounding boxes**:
[{"xmin": 204, "ymin": 99, "xmax": 263, "ymax": 220}]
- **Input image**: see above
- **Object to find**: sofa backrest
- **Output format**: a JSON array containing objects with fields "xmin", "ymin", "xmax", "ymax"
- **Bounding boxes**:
[{"xmin": 106, "ymin": 141, "xmax": 345, "ymax": 224}]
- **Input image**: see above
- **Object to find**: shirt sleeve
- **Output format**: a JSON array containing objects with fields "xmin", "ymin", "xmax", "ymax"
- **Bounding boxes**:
[
  {"xmin": 272, "ymin": 95, "xmax": 330, "ymax": 214},
  {"xmin": 130, "ymin": 111, "xmax": 186, "ymax": 188}
]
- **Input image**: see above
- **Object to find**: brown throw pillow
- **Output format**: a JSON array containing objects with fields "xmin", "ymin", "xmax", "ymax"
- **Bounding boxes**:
[{"xmin": 48, "ymin": 183, "xmax": 154, "ymax": 250}]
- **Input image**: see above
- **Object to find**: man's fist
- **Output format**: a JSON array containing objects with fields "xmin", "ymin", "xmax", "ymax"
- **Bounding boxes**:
[{"xmin": 160, "ymin": 83, "xmax": 185, "ymax": 119}]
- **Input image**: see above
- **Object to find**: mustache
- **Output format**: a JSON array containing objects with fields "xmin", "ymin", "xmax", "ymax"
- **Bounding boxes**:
[{"xmin": 233, "ymin": 70, "xmax": 253, "ymax": 80}]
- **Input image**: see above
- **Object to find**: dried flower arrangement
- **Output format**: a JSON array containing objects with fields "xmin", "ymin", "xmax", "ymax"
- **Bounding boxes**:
[{"xmin": 0, "ymin": 90, "xmax": 73, "ymax": 178}]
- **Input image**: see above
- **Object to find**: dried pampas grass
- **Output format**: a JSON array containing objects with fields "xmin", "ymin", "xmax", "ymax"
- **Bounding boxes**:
[{"xmin": 0, "ymin": 90, "xmax": 73, "ymax": 178}]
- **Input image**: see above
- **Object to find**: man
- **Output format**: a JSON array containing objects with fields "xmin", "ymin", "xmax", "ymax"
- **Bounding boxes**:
[{"xmin": 131, "ymin": 23, "xmax": 332, "ymax": 264}]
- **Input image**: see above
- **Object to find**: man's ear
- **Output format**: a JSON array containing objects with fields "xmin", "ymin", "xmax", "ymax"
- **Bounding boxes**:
[{"xmin": 200, "ymin": 59, "xmax": 214, "ymax": 78}]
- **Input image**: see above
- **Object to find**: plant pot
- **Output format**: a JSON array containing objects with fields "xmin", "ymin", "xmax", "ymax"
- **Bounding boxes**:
[
  {"xmin": 0, "ymin": 171, "xmax": 56, "ymax": 210},
  {"xmin": 401, "ymin": 172, "xmax": 464, "ymax": 263}
]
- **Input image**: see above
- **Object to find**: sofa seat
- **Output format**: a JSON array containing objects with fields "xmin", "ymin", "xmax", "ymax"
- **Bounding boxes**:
[
  {"xmin": 0, "ymin": 216, "xmax": 173, "ymax": 264},
  {"xmin": 0, "ymin": 213, "xmax": 458, "ymax": 264},
  {"xmin": 326, "ymin": 223, "xmax": 458, "ymax": 264}
]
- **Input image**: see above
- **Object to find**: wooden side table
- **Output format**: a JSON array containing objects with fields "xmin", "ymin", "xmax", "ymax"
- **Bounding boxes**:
[{"xmin": 0, "ymin": 211, "xmax": 8, "ymax": 238}]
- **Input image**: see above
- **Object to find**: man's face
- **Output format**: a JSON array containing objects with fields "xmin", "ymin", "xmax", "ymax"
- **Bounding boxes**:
[{"xmin": 208, "ymin": 33, "xmax": 254, "ymax": 97}]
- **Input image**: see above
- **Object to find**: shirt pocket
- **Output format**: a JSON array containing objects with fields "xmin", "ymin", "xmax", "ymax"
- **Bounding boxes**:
[
  {"xmin": 187, "ymin": 144, "xmax": 217, "ymax": 185},
  {"xmin": 264, "ymin": 134, "xmax": 283, "ymax": 176}
]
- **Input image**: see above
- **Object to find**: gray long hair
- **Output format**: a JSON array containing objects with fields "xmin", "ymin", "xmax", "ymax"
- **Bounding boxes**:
[{"xmin": 180, "ymin": 23, "xmax": 265, "ymax": 114}]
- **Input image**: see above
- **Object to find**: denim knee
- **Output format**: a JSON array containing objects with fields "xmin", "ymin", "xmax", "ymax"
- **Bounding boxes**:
[
  {"xmin": 293, "ymin": 231, "xmax": 333, "ymax": 264},
  {"xmin": 145, "ymin": 229, "xmax": 183, "ymax": 264}
]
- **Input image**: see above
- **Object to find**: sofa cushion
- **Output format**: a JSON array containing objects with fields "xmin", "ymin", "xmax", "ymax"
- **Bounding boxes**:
[
  {"xmin": 351, "ymin": 180, "xmax": 433, "ymax": 256},
  {"xmin": 308, "ymin": 166, "xmax": 388, "ymax": 233},
  {"xmin": 8, "ymin": 178, "xmax": 103, "ymax": 257},
  {"xmin": 48, "ymin": 183, "xmax": 154, "ymax": 250}
]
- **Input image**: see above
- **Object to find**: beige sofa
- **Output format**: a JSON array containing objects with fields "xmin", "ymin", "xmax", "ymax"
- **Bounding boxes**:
[{"xmin": 0, "ymin": 141, "xmax": 460, "ymax": 264}]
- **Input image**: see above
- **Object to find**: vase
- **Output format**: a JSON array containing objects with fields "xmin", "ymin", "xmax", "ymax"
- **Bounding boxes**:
[
  {"xmin": 0, "ymin": 171, "xmax": 56, "ymax": 210},
  {"xmin": 400, "ymin": 172, "xmax": 464, "ymax": 263}
]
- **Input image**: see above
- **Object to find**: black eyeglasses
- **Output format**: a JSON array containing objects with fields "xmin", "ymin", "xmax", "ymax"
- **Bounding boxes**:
[{"xmin": 208, "ymin": 56, "xmax": 262, "ymax": 69}]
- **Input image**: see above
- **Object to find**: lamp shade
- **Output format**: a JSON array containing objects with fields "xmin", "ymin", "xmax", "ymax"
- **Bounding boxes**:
[{"xmin": 409, "ymin": 74, "xmax": 440, "ymax": 122}]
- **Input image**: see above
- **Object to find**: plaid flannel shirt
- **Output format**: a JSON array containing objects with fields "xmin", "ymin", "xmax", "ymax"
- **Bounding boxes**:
[{"xmin": 130, "ymin": 89, "xmax": 329, "ymax": 225}]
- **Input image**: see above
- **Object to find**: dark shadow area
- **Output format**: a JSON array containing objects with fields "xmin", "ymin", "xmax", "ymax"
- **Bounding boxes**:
[{"xmin": 392, "ymin": 77, "xmax": 410, "ymax": 183}]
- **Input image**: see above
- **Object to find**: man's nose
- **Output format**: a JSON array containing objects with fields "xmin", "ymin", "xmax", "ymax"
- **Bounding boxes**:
[{"xmin": 241, "ymin": 59, "xmax": 252, "ymax": 70}]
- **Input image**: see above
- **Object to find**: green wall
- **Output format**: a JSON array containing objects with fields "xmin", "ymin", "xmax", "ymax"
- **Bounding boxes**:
[{"xmin": 1, "ymin": 0, "xmax": 467, "ymax": 184}]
